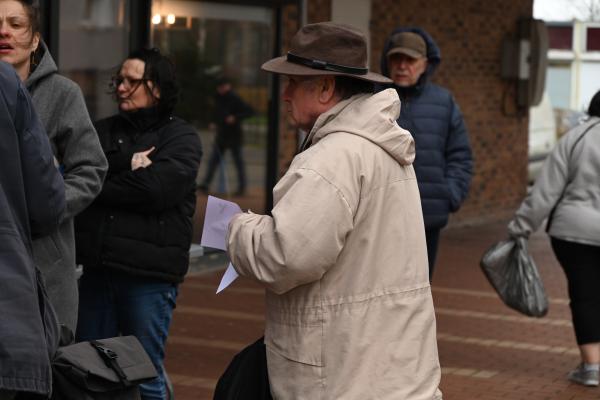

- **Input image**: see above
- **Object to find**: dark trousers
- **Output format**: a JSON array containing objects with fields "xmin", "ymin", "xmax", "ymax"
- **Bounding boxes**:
[
  {"xmin": 425, "ymin": 228, "xmax": 441, "ymax": 281},
  {"xmin": 551, "ymin": 237, "xmax": 600, "ymax": 345},
  {"xmin": 0, "ymin": 391, "xmax": 15, "ymax": 400},
  {"xmin": 202, "ymin": 141, "xmax": 246, "ymax": 193}
]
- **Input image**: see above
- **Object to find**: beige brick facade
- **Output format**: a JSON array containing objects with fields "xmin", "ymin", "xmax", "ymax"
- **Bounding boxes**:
[{"xmin": 278, "ymin": 0, "xmax": 533, "ymax": 225}]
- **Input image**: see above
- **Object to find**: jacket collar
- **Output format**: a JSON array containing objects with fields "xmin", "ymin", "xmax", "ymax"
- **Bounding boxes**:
[
  {"xmin": 25, "ymin": 40, "xmax": 57, "ymax": 91},
  {"xmin": 120, "ymin": 107, "xmax": 171, "ymax": 132},
  {"xmin": 301, "ymin": 89, "xmax": 415, "ymax": 166}
]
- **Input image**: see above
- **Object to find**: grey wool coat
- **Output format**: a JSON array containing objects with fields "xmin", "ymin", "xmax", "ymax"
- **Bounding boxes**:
[{"xmin": 26, "ymin": 42, "xmax": 107, "ymax": 333}]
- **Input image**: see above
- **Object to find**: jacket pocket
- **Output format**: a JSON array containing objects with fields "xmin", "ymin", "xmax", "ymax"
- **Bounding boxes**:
[
  {"xmin": 32, "ymin": 231, "xmax": 64, "ymax": 267},
  {"xmin": 265, "ymin": 310, "xmax": 323, "ymax": 367}
]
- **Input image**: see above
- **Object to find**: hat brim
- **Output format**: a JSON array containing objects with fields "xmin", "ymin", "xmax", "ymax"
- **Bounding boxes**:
[
  {"xmin": 261, "ymin": 56, "xmax": 392, "ymax": 84},
  {"xmin": 386, "ymin": 47, "xmax": 425, "ymax": 59}
]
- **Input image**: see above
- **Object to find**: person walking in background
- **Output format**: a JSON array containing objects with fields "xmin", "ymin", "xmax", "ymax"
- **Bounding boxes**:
[
  {"xmin": 379, "ymin": 28, "xmax": 473, "ymax": 280},
  {"xmin": 0, "ymin": 61, "xmax": 65, "ymax": 400},
  {"xmin": 227, "ymin": 22, "xmax": 442, "ymax": 399},
  {"xmin": 508, "ymin": 90, "xmax": 600, "ymax": 387},
  {"xmin": 199, "ymin": 76, "xmax": 253, "ymax": 196},
  {"xmin": 75, "ymin": 48, "xmax": 202, "ymax": 400},
  {"xmin": 0, "ymin": 0, "xmax": 107, "ymax": 335}
]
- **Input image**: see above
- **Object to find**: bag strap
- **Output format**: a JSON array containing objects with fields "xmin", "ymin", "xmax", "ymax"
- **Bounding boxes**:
[{"xmin": 90, "ymin": 340, "xmax": 132, "ymax": 387}]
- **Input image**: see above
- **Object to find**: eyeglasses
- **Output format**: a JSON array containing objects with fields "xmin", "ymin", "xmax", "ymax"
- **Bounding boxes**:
[{"xmin": 110, "ymin": 75, "xmax": 148, "ymax": 90}]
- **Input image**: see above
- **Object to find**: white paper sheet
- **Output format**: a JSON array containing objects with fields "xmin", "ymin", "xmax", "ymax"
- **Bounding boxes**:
[
  {"xmin": 216, "ymin": 263, "xmax": 239, "ymax": 294},
  {"xmin": 200, "ymin": 196, "xmax": 242, "ymax": 293},
  {"xmin": 200, "ymin": 195, "xmax": 242, "ymax": 250}
]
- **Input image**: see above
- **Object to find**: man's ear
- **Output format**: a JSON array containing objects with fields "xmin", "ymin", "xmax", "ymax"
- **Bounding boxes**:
[{"xmin": 318, "ymin": 76, "xmax": 336, "ymax": 104}]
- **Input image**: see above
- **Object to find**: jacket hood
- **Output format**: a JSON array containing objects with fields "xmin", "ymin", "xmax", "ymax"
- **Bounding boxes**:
[
  {"xmin": 25, "ymin": 41, "xmax": 57, "ymax": 90},
  {"xmin": 379, "ymin": 27, "xmax": 441, "ymax": 90},
  {"xmin": 307, "ymin": 88, "xmax": 415, "ymax": 165}
]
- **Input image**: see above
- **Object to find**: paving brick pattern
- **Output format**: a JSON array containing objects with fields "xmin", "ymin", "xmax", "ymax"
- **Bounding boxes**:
[{"xmin": 164, "ymin": 221, "xmax": 599, "ymax": 399}]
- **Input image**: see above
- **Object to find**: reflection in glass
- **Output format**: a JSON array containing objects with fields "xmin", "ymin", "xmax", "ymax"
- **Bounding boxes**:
[
  {"xmin": 59, "ymin": 0, "xmax": 130, "ymax": 120},
  {"xmin": 151, "ymin": 1, "xmax": 273, "ymax": 217}
]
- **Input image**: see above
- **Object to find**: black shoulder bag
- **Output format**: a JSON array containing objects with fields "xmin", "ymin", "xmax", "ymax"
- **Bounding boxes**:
[{"xmin": 51, "ymin": 336, "xmax": 158, "ymax": 400}]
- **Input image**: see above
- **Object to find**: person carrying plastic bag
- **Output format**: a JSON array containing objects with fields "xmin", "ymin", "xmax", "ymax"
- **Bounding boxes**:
[{"xmin": 504, "ymin": 90, "xmax": 600, "ymax": 387}]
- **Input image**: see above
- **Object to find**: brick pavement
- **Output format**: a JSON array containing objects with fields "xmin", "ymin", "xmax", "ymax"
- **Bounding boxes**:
[{"xmin": 165, "ymin": 220, "xmax": 599, "ymax": 399}]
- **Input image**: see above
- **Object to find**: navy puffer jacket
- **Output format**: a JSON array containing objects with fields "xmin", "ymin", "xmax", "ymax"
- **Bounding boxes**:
[{"xmin": 379, "ymin": 27, "xmax": 473, "ymax": 229}]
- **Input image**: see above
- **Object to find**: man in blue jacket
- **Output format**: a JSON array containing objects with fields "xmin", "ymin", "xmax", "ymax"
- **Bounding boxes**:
[
  {"xmin": 380, "ymin": 28, "xmax": 473, "ymax": 280},
  {"xmin": 0, "ymin": 61, "xmax": 65, "ymax": 399}
]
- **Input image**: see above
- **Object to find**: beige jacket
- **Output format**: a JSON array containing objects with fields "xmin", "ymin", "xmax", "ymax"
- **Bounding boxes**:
[{"xmin": 228, "ymin": 89, "xmax": 442, "ymax": 400}]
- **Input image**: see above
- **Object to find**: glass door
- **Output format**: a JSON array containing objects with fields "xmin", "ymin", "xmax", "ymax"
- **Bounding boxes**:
[
  {"xmin": 58, "ymin": 0, "xmax": 130, "ymax": 120},
  {"xmin": 151, "ymin": 0, "xmax": 273, "ymax": 218}
]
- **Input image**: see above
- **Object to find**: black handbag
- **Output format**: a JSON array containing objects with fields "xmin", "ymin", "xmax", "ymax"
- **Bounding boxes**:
[
  {"xmin": 213, "ymin": 337, "xmax": 273, "ymax": 400},
  {"xmin": 51, "ymin": 336, "xmax": 158, "ymax": 400}
]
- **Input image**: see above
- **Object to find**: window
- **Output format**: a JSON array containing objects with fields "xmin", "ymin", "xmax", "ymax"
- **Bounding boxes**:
[
  {"xmin": 58, "ymin": 0, "xmax": 130, "ymax": 120},
  {"xmin": 548, "ymin": 26, "xmax": 573, "ymax": 50},
  {"xmin": 151, "ymin": 1, "xmax": 274, "ymax": 212},
  {"xmin": 546, "ymin": 65, "xmax": 571, "ymax": 109},
  {"xmin": 586, "ymin": 27, "xmax": 600, "ymax": 51}
]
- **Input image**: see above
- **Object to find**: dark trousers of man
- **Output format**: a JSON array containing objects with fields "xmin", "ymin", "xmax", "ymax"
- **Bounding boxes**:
[
  {"xmin": 551, "ymin": 237, "xmax": 600, "ymax": 345},
  {"xmin": 201, "ymin": 141, "xmax": 246, "ymax": 195},
  {"xmin": 425, "ymin": 228, "xmax": 441, "ymax": 282},
  {"xmin": 0, "ymin": 391, "xmax": 15, "ymax": 400}
]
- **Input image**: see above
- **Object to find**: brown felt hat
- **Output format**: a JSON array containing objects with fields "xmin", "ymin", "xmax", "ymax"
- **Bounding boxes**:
[
  {"xmin": 262, "ymin": 22, "xmax": 392, "ymax": 84},
  {"xmin": 386, "ymin": 32, "xmax": 427, "ymax": 59}
]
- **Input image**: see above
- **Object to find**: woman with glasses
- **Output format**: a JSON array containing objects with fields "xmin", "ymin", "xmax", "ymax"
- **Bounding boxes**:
[
  {"xmin": 0, "ymin": 0, "xmax": 107, "ymax": 336},
  {"xmin": 75, "ymin": 48, "xmax": 202, "ymax": 400}
]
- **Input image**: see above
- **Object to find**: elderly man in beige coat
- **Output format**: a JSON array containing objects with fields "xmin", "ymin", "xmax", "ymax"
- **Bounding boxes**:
[{"xmin": 227, "ymin": 22, "xmax": 442, "ymax": 400}]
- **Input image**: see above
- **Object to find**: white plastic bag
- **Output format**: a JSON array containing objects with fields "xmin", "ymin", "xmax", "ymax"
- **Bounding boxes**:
[{"xmin": 480, "ymin": 237, "xmax": 548, "ymax": 317}]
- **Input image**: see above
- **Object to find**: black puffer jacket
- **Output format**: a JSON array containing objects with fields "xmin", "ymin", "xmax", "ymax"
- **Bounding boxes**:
[
  {"xmin": 75, "ymin": 109, "xmax": 202, "ymax": 282},
  {"xmin": 379, "ymin": 27, "xmax": 473, "ymax": 229}
]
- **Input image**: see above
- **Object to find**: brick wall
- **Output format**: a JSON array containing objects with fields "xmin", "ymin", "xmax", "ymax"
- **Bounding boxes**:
[
  {"xmin": 307, "ymin": 0, "xmax": 332, "ymax": 23},
  {"xmin": 279, "ymin": 0, "xmax": 533, "ymax": 225}
]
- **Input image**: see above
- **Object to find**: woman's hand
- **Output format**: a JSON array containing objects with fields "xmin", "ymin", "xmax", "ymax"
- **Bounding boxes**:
[{"xmin": 131, "ymin": 147, "xmax": 155, "ymax": 170}]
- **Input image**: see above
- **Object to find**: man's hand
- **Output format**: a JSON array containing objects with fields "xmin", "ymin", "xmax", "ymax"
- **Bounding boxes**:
[
  {"xmin": 131, "ymin": 147, "xmax": 155, "ymax": 170},
  {"xmin": 225, "ymin": 115, "xmax": 236, "ymax": 125}
]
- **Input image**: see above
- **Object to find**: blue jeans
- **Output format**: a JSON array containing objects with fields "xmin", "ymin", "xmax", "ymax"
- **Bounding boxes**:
[{"xmin": 76, "ymin": 268, "xmax": 178, "ymax": 400}]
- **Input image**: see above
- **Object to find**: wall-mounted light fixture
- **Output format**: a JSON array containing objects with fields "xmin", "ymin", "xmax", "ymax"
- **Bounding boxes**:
[
  {"xmin": 166, "ymin": 14, "xmax": 176, "ymax": 25},
  {"xmin": 151, "ymin": 14, "xmax": 162, "ymax": 25}
]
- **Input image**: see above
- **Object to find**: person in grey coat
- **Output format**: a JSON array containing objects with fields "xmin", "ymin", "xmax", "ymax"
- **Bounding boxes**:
[
  {"xmin": 0, "ymin": 0, "xmax": 108, "ymax": 334},
  {"xmin": 508, "ymin": 89, "xmax": 600, "ymax": 387},
  {"xmin": 0, "ymin": 60, "xmax": 64, "ymax": 399}
]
